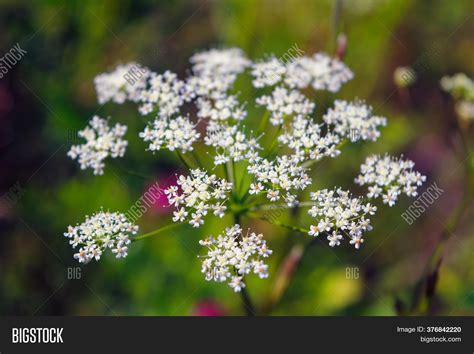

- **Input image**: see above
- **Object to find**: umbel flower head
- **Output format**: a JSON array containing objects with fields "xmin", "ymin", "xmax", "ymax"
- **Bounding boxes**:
[
  {"xmin": 64, "ymin": 210, "xmax": 139, "ymax": 264},
  {"xmin": 440, "ymin": 73, "xmax": 474, "ymax": 101},
  {"xmin": 323, "ymin": 100, "xmax": 387, "ymax": 142},
  {"xmin": 440, "ymin": 73, "xmax": 474, "ymax": 122},
  {"xmin": 138, "ymin": 70, "xmax": 188, "ymax": 118},
  {"xmin": 199, "ymin": 224, "xmax": 272, "ymax": 292},
  {"xmin": 190, "ymin": 47, "xmax": 251, "ymax": 77},
  {"xmin": 278, "ymin": 115, "xmax": 341, "ymax": 162},
  {"xmin": 256, "ymin": 86, "xmax": 315, "ymax": 126},
  {"xmin": 247, "ymin": 154, "xmax": 311, "ymax": 206},
  {"xmin": 308, "ymin": 188, "xmax": 376, "ymax": 249},
  {"xmin": 250, "ymin": 52, "xmax": 353, "ymax": 91},
  {"xmin": 94, "ymin": 62, "xmax": 150, "ymax": 104},
  {"xmin": 67, "ymin": 116, "xmax": 128, "ymax": 175},
  {"xmin": 284, "ymin": 53, "xmax": 353, "ymax": 91},
  {"xmin": 355, "ymin": 154, "xmax": 427, "ymax": 206},
  {"xmin": 139, "ymin": 115, "xmax": 200, "ymax": 153},
  {"xmin": 165, "ymin": 169, "xmax": 232, "ymax": 227},
  {"xmin": 65, "ymin": 45, "xmax": 427, "ymax": 299},
  {"xmin": 204, "ymin": 121, "xmax": 260, "ymax": 166}
]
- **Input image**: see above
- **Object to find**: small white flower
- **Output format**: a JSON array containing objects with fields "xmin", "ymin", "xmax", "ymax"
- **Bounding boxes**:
[
  {"xmin": 229, "ymin": 276, "xmax": 246, "ymax": 292},
  {"xmin": 212, "ymin": 204, "xmax": 226, "ymax": 218},
  {"xmin": 190, "ymin": 213, "xmax": 204, "ymax": 228},
  {"xmin": 327, "ymin": 231, "xmax": 343, "ymax": 247},
  {"xmin": 308, "ymin": 224, "xmax": 320, "ymax": 237},
  {"xmin": 253, "ymin": 261, "xmax": 269, "ymax": 279},
  {"xmin": 267, "ymin": 189, "xmax": 280, "ymax": 201},
  {"xmin": 112, "ymin": 242, "xmax": 129, "ymax": 258},
  {"xmin": 74, "ymin": 248, "xmax": 90, "ymax": 264},
  {"xmin": 172, "ymin": 208, "xmax": 188, "ymax": 222},
  {"xmin": 349, "ymin": 235, "xmax": 364, "ymax": 249}
]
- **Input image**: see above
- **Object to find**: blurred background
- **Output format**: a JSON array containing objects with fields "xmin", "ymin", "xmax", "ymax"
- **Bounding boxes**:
[{"xmin": 0, "ymin": 0, "xmax": 473, "ymax": 316}]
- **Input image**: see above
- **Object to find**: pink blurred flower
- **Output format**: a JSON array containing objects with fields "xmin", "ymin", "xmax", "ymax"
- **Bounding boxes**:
[
  {"xmin": 143, "ymin": 173, "xmax": 177, "ymax": 215},
  {"xmin": 192, "ymin": 300, "xmax": 226, "ymax": 316}
]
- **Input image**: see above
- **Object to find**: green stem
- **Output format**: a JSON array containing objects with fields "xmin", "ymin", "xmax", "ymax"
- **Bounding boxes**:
[
  {"xmin": 237, "ymin": 162, "xmax": 249, "ymax": 200},
  {"xmin": 240, "ymin": 287, "xmax": 256, "ymax": 316},
  {"xmin": 251, "ymin": 213, "xmax": 309, "ymax": 234},
  {"xmin": 251, "ymin": 202, "xmax": 313, "ymax": 211},
  {"xmin": 233, "ymin": 213, "xmax": 257, "ymax": 316},
  {"xmin": 191, "ymin": 149, "xmax": 203, "ymax": 168},
  {"xmin": 264, "ymin": 124, "xmax": 283, "ymax": 158},
  {"xmin": 176, "ymin": 151, "xmax": 194, "ymax": 171},
  {"xmin": 257, "ymin": 110, "xmax": 270, "ymax": 135},
  {"xmin": 132, "ymin": 222, "xmax": 183, "ymax": 242},
  {"xmin": 332, "ymin": 0, "xmax": 343, "ymax": 42},
  {"xmin": 232, "ymin": 159, "xmax": 237, "ymax": 197},
  {"xmin": 226, "ymin": 160, "xmax": 235, "ymax": 193},
  {"xmin": 110, "ymin": 162, "xmax": 151, "ymax": 180}
]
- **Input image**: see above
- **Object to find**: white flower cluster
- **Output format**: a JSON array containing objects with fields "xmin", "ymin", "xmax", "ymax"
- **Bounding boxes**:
[
  {"xmin": 94, "ymin": 62, "xmax": 150, "ymax": 104},
  {"xmin": 248, "ymin": 154, "xmax": 311, "ymax": 206},
  {"xmin": 64, "ymin": 210, "xmax": 138, "ymax": 264},
  {"xmin": 199, "ymin": 224, "xmax": 272, "ymax": 292},
  {"xmin": 67, "ymin": 116, "xmax": 128, "ymax": 175},
  {"xmin": 67, "ymin": 46, "xmax": 428, "ymax": 274},
  {"xmin": 185, "ymin": 73, "xmax": 236, "ymax": 100},
  {"xmin": 440, "ymin": 73, "xmax": 474, "ymax": 122},
  {"xmin": 440, "ymin": 73, "xmax": 474, "ymax": 101},
  {"xmin": 165, "ymin": 169, "xmax": 233, "ymax": 227},
  {"xmin": 278, "ymin": 115, "xmax": 341, "ymax": 161},
  {"xmin": 323, "ymin": 100, "xmax": 387, "ymax": 142},
  {"xmin": 355, "ymin": 155, "xmax": 426, "ymax": 206},
  {"xmin": 251, "ymin": 57, "xmax": 286, "ymax": 88},
  {"xmin": 185, "ymin": 48, "xmax": 251, "ymax": 102},
  {"xmin": 308, "ymin": 189, "xmax": 376, "ymax": 249},
  {"xmin": 204, "ymin": 122, "xmax": 260, "ymax": 165},
  {"xmin": 138, "ymin": 71, "xmax": 188, "ymax": 118},
  {"xmin": 250, "ymin": 53, "xmax": 353, "ymax": 92},
  {"xmin": 284, "ymin": 53, "xmax": 353, "ymax": 92},
  {"xmin": 139, "ymin": 115, "xmax": 200, "ymax": 153},
  {"xmin": 190, "ymin": 48, "xmax": 251, "ymax": 77},
  {"xmin": 256, "ymin": 86, "xmax": 315, "ymax": 125},
  {"xmin": 196, "ymin": 95, "xmax": 247, "ymax": 122}
]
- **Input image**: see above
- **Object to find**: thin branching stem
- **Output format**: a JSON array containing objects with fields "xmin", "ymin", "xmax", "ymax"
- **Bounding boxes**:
[
  {"xmin": 132, "ymin": 222, "xmax": 183, "ymax": 242},
  {"xmin": 176, "ymin": 150, "xmax": 194, "ymax": 171},
  {"xmin": 233, "ymin": 213, "xmax": 257, "ymax": 316},
  {"xmin": 109, "ymin": 161, "xmax": 151, "ymax": 180},
  {"xmin": 250, "ymin": 213, "xmax": 310, "ymax": 234}
]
